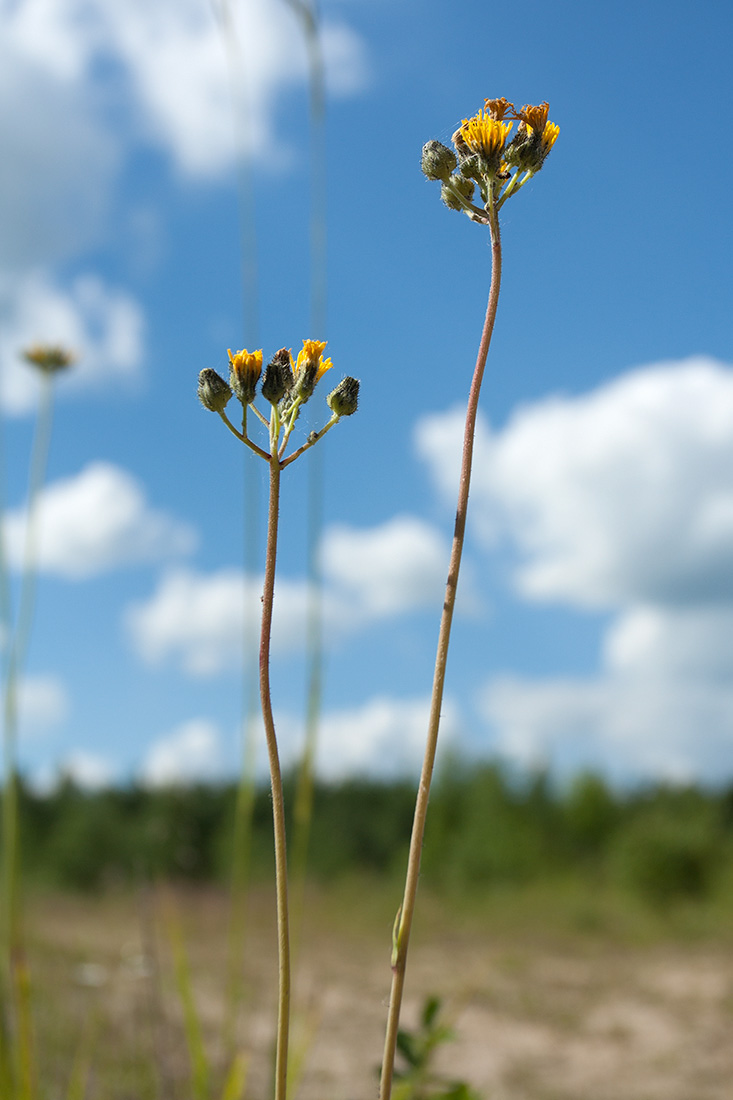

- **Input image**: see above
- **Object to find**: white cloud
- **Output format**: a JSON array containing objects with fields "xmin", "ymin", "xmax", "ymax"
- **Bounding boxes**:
[
  {"xmin": 127, "ymin": 515, "xmax": 453, "ymax": 675},
  {"xmin": 321, "ymin": 515, "xmax": 450, "ymax": 617},
  {"xmin": 269, "ymin": 695, "xmax": 461, "ymax": 781},
  {"xmin": 414, "ymin": 357, "xmax": 733, "ymax": 782},
  {"xmin": 417, "ymin": 357, "xmax": 733, "ymax": 609},
  {"xmin": 0, "ymin": 44, "xmax": 119, "ymax": 270},
  {"xmin": 0, "ymin": 272, "xmax": 145, "ymax": 415},
  {"xmin": 140, "ymin": 718, "xmax": 224, "ymax": 787},
  {"xmin": 2, "ymin": 0, "xmax": 368, "ymax": 183},
  {"xmin": 480, "ymin": 605, "xmax": 733, "ymax": 784},
  {"xmin": 60, "ymin": 750, "xmax": 116, "ymax": 790},
  {"xmin": 4, "ymin": 462, "xmax": 196, "ymax": 578},
  {"xmin": 314, "ymin": 695, "xmax": 460, "ymax": 781},
  {"xmin": 17, "ymin": 673, "xmax": 69, "ymax": 732},
  {"xmin": 126, "ymin": 567, "xmax": 312, "ymax": 675},
  {"xmin": 481, "ymin": 669, "xmax": 733, "ymax": 786}
]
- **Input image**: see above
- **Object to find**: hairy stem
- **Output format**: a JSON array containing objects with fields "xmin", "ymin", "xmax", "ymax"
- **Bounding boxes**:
[
  {"xmin": 379, "ymin": 205, "xmax": 502, "ymax": 1100},
  {"xmin": 259, "ymin": 452, "xmax": 291, "ymax": 1100}
]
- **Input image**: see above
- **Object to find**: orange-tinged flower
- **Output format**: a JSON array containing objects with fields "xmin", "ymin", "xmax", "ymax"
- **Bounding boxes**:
[
  {"xmin": 484, "ymin": 97, "xmax": 514, "ymax": 121},
  {"xmin": 513, "ymin": 102, "xmax": 560, "ymax": 152}
]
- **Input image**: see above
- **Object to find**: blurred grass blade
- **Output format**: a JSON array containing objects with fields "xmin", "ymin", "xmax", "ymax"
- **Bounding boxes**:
[
  {"xmin": 164, "ymin": 901, "xmax": 210, "ymax": 1100},
  {"xmin": 64, "ymin": 1010, "xmax": 99, "ymax": 1100},
  {"xmin": 219, "ymin": 1052, "xmax": 248, "ymax": 1100}
]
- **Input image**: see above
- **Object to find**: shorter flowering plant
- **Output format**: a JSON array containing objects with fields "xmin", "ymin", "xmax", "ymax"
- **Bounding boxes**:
[
  {"xmin": 198, "ymin": 338, "xmax": 358, "ymax": 467},
  {"xmin": 197, "ymin": 337, "xmax": 359, "ymax": 1100}
]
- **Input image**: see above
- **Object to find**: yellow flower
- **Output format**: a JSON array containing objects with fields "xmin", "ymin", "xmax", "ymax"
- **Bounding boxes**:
[
  {"xmin": 453, "ymin": 108, "xmax": 512, "ymax": 161},
  {"xmin": 228, "ymin": 347, "xmax": 263, "ymax": 404},
  {"xmin": 228, "ymin": 347, "xmax": 263, "ymax": 376},
  {"xmin": 294, "ymin": 339, "xmax": 333, "ymax": 385}
]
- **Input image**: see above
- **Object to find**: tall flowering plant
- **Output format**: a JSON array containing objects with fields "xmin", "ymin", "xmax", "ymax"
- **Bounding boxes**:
[{"xmin": 379, "ymin": 97, "xmax": 559, "ymax": 1098}]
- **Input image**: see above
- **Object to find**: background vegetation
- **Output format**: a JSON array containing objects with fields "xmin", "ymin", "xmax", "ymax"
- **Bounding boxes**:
[{"xmin": 13, "ymin": 760, "xmax": 733, "ymax": 911}]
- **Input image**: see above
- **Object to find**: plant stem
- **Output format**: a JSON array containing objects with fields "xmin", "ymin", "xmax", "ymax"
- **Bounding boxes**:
[
  {"xmin": 378, "ymin": 204, "xmax": 502, "ymax": 1100},
  {"xmin": 259, "ymin": 451, "xmax": 291, "ymax": 1100}
]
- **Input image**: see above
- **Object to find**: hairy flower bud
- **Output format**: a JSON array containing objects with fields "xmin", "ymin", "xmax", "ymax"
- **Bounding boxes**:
[
  {"xmin": 441, "ymin": 174, "xmax": 475, "ymax": 211},
  {"xmin": 198, "ymin": 368, "xmax": 232, "ymax": 413},
  {"xmin": 261, "ymin": 348, "xmax": 292, "ymax": 405},
  {"xmin": 327, "ymin": 376, "xmax": 360, "ymax": 418},
  {"xmin": 421, "ymin": 140, "xmax": 457, "ymax": 182}
]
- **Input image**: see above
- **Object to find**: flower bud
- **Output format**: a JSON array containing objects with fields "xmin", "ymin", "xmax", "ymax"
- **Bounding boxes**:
[
  {"xmin": 261, "ymin": 348, "xmax": 292, "ymax": 405},
  {"xmin": 327, "ymin": 376, "xmax": 359, "ymax": 417},
  {"xmin": 198, "ymin": 368, "xmax": 232, "ymax": 413},
  {"xmin": 441, "ymin": 175, "xmax": 475, "ymax": 211},
  {"xmin": 421, "ymin": 140, "xmax": 457, "ymax": 182}
]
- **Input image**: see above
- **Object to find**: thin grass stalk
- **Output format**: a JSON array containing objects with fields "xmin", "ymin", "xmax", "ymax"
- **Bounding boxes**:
[
  {"xmin": 2, "ymin": 371, "xmax": 55, "ymax": 1100},
  {"xmin": 259, "ymin": 452, "xmax": 291, "ymax": 1100},
  {"xmin": 212, "ymin": 0, "xmax": 263, "ymax": 1053},
  {"xmin": 283, "ymin": 0, "xmax": 328, "ymax": 960},
  {"xmin": 379, "ymin": 203, "xmax": 502, "ymax": 1100}
]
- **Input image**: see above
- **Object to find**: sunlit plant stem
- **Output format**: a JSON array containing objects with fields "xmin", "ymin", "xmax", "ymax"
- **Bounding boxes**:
[{"xmin": 378, "ymin": 201, "xmax": 502, "ymax": 1099}]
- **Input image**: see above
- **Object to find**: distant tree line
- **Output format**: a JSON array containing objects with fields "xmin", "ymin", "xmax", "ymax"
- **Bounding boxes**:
[{"xmin": 10, "ymin": 761, "xmax": 733, "ymax": 906}]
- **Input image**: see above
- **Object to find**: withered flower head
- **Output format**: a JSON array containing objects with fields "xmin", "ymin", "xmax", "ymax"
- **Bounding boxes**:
[
  {"xmin": 503, "ymin": 101, "xmax": 559, "ymax": 173},
  {"xmin": 484, "ymin": 97, "xmax": 514, "ymax": 121}
]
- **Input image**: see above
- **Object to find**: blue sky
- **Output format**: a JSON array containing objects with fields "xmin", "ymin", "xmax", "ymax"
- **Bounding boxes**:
[{"xmin": 2, "ymin": 0, "xmax": 733, "ymax": 788}]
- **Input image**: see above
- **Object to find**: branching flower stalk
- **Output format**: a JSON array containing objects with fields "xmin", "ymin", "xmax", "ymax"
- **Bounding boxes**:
[
  {"xmin": 198, "ymin": 341, "xmax": 359, "ymax": 1100},
  {"xmin": 1, "ymin": 345, "xmax": 73, "ymax": 1100},
  {"xmin": 379, "ymin": 97, "xmax": 559, "ymax": 1100}
]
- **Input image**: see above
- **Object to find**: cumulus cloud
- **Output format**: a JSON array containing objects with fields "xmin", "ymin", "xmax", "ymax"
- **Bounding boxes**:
[
  {"xmin": 2, "ymin": 0, "xmax": 368, "ymax": 184},
  {"xmin": 4, "ymin": 462, "xmax": 196, "ymax": 578},
  {"xmin": 0, "ymin": 44, "xmax": 119, "ymax": 271},
  {"xmin": 126, "ymin": 567, "xmax": 312, "ymax": 675},
  {"xmin": 59, "ymin": 750, "xmax": 116, "ymax": 790},
  {"xmin": 321, "ymin": 515, "xmax": 450, "ymax": 617},
  {"xmin": 417, "ymin": 357, "xmax": 733, "ymax": 609},
  {"xmin": 268, "ymin": 695, "xmax": 461, "ymax": 781},
  {"xmin": 140, "ymin": 718, "xmax": 224, "ymax": 787},
  {"xmin": 0, "ymin": 272, "xmax": 145, "ymax": 415},
  {"xmin": 416, "ymin": 357, "xmax": 733, "ymax": 782},
  {"xmin": 313, "ymin": 695, "xmax": 460, "ymax": 781},
  {"xmin": 127, "ymin": 515, "xmax": 452, "ymax": 675},
  {"xmin": 481, "ymin": 666, "xmax": 733, "ymax": 786},
  {"xmin": 17, "ymin": 673, "xmax": 69, "ymax": 732}
]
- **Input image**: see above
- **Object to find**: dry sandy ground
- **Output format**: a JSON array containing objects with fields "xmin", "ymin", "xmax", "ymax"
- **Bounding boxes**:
[{"xmin": 25, "ymin": 887, "xmax": 733, "ymax": 1099}]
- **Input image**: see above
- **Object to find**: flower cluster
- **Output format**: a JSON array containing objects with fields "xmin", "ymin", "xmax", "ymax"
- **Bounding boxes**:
[
  {"xmin": 421, "ymin": 97, "xmax": 559, "ymax": 220},
  {"xmin": 23, "ymin": 344, "xmax": 75, "ymax": 374},
  {"xmin": 198, "ymin": 339, "xmax": 359, "ymax": 464}
]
